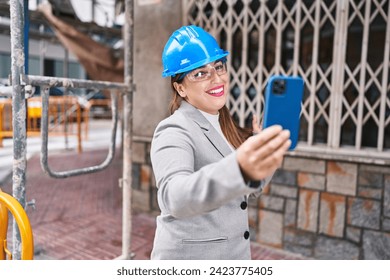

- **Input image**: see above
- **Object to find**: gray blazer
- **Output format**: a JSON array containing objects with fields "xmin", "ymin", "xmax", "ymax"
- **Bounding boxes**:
[{"xmin": 150, "ymin": 101, "xmax": 265, "ymax": 260}]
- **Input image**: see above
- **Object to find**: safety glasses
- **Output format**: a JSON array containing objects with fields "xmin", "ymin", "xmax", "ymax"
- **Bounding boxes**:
[{"xmin": 181, "ymin": 60, "xmax": 227, "ymax": 82}]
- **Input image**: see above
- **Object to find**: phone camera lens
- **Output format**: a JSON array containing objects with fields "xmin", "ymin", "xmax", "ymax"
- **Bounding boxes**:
[{"xmin": 272, "ymin": 79, "xmax": 286, "ymax": 94}]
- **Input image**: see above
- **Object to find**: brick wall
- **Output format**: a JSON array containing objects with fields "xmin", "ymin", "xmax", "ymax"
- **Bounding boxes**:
[{"xmin": 131, "ymin": 140, "xmax": 390, "ymax": 259}]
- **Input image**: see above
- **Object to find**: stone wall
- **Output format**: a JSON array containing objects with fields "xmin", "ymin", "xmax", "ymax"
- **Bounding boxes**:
[
  {"xmin": 131, "ymin": 141, "xmax": 390, "ymax": 260},
  {"xmin": 253, "ymin": 156, "xmax": 390, "ymax": 260}
]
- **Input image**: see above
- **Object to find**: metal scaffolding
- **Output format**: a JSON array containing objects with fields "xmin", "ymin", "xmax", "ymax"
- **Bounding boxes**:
[{"xmin": 7, "ymin": 0, "xmax": 134, "ymax": 260}]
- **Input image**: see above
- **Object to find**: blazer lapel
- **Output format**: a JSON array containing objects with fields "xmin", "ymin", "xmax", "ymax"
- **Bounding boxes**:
[
  {"xmin": 178, "ymin": 101, "xmax": 232, "ymax": 158},
  {"xmin": 202, "ymin": 125, "xmax": 232, "ymax": 158}
]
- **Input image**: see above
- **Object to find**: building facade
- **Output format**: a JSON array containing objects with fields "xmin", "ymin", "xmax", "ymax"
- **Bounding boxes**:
[{"xmin": 131, "ymin": 0, "xmax": 390, "ymax": 260}]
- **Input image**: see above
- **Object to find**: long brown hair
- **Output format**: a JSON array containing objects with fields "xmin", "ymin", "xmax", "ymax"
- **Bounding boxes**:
[{"xmin": 170, "ymin": 76, "xmax": 252, "ymax": 149}]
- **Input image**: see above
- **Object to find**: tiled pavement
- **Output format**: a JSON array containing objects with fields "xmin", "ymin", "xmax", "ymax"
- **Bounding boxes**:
[{"xmin": 2, "ymin": 148, "xmax": 305, "ymax": 260}]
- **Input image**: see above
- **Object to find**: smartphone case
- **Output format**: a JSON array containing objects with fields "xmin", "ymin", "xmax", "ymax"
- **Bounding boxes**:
[{"xmin": 262, "ymin": 75, "xmax": 304, "ymax": 150}]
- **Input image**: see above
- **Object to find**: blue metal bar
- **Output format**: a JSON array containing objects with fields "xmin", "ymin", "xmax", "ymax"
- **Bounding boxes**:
[{"xmin": 24, "ymin": 0, "xmax": 29, "ymax": 74}]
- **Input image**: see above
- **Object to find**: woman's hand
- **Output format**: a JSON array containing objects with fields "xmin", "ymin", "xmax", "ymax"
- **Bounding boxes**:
[
  {"xmin": 236, "ymin": 125, "xmax": 291, "ymax": 181},
  {"xmin": 252, "ymin": 115, "xmax": 262, "ymax": 134}
]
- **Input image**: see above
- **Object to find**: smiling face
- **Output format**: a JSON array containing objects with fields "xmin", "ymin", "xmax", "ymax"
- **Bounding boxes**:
[{"xmin": 173, "ymin": 61, "xmax": 229, "ymax": 115}]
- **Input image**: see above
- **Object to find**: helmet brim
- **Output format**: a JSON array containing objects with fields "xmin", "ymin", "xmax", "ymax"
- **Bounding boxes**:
[{"xmin": 162, "ymin": 51, "xmax": 229, "ymax": 78}]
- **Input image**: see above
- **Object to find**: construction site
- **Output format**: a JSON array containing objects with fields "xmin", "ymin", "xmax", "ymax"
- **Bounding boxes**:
[{"xmin": 1, "ymin": 0, "xmax": 390, "ymax": 261}]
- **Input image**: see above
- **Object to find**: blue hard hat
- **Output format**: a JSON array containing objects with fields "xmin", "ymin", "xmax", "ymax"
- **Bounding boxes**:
[{"xmin": 162, "ymin": 25, "xmax": 229, "ymax": 78}]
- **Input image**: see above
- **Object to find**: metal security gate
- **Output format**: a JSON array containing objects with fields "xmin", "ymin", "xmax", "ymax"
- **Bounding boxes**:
[{"xmin": 183, "ymin": 0, "xmax": 390, "ymax": 162}]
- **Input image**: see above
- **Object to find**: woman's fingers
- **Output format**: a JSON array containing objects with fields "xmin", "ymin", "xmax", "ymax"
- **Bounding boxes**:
[
  {"xmin": 248, "ymin": 138, "xmax": 290, "ymax": 180},
  {"xmin": 237, "ymin": 126, "xmax": 291, "ymax": 181},
  {"xmin": 247, "ymin": 125, "xmax": 283, "ymax": 149},
  {"xmin": 252, "ymin": 115, "xmax": 262, "ymax": 134},
  {"xmin": 248, "ymin": 131, "xmax": 290, "ymax": 171},
  {"xmin": 252, "ymin": 129, "xmax": 290, "ymax": 160},
  {"xmin": 256, "ymin": 139, "xmax": 291, "ymax": 169}
]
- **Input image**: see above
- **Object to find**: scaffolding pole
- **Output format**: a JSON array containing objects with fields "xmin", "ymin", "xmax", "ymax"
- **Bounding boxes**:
[
  {"xmin": 10, "ymin": 0, "xmax": 27, "ymax": 260},
  {"xmin": 117, "ymin": 0, "xmax": 134, "ymax": 260}
]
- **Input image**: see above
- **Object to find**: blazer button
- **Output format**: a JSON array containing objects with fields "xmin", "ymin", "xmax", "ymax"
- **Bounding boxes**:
[
  {"xmin": 244, "ymin": 231, "xmax": 250, "ymax": 240},
  {"xmin": 240, "ymin": 201, "xmax": 247, "ymax": 210}
]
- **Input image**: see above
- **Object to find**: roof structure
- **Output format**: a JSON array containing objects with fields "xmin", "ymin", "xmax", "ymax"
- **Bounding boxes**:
[{"xmin": 0, "ymin": 2, "xmax": 122, "ymax": 42}]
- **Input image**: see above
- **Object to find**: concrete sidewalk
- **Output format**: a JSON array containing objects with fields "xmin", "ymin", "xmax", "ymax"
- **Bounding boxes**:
[{"xmin": 1, "ymin": 121, "xmax": 305, "ymax": 260}]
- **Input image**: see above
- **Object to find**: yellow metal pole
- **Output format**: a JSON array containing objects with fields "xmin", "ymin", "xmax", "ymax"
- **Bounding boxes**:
[
  {"xmin": 0, "ymin": 189, "xmax": 34, "ymax": 260},
  {"xmin": 0, "ymin": 197, "xmax": 8, "ymax": 259}
]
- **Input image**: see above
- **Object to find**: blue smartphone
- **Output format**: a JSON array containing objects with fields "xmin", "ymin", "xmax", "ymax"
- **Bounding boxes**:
[{"xmin": 262, "ymin": 75, "xmax": 304, "ymax": 150}]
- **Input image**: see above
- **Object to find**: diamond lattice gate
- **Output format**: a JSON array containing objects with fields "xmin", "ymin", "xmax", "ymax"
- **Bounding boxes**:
[{"xmin": 183, "ymin": 0, "xmax": 390, "ymax": 162}]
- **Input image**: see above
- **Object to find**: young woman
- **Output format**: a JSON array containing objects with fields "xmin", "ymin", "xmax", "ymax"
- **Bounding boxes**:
[{"xmin": 150, "ymin": 25, "xmax": 291, "ymax": 259}]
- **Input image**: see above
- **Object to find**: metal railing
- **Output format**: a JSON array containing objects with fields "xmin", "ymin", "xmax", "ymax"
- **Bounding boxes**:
[
  {"xmin": 8, "ymin": 0, "xmax": 134, "ymax": 260},
  {"xmin": 40, "ymin": 86, "xmax": 118, "ymax": 178}
]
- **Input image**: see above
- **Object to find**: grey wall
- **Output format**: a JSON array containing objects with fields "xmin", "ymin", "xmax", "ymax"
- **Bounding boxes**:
[{"xmin": 133, "ymin": 0, "xmax": 182, "ymax": 138}]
